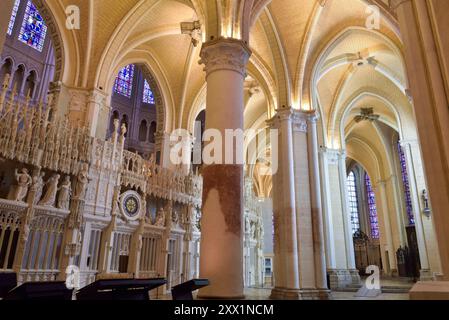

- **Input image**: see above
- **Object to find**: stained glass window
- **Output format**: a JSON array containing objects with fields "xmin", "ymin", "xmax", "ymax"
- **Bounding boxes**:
[
  {"xmin": 18, "ymin": 1, "xmax": 47, "ymax": 52},
  {"xmin": 398, "ymin": 143, "xmax": 415, "ymax": 225},
  {"xmin": 347, "ymin": 171, "xmax": 360, "ymax": 235},
  {"xmin": 143, "ymin": 79, "xmax": 155, "ymax": 104},
  {"xmin": 365, "ymin": 173, "xmax": 380, "ymax": 239},
  {"xmin": 114, "ymin": 64, "xmax": 135, "ymax": 98},
  {"xmin": 7, "ymin": 0, "xmax": 21, "ymax": 35}
]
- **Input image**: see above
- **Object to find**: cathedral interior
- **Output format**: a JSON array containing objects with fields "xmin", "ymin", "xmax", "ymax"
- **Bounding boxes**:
[{"xmin": 0, "ymin": 0, "xmax": 449, "ymax": 301}]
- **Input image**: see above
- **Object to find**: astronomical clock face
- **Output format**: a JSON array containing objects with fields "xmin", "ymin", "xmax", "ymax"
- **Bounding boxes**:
[{"xmin": 120, "ymin": 191, "xmax": 142, "ymax": 221}]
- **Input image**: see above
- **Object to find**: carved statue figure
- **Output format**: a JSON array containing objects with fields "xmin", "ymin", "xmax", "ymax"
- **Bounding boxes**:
[
  {"xmin": 29, "ymin": 171, "xmax": 45, "ymax": 204},
  {"xmin": 57, "ymin": 176, "xmax": 72, "ymax": 210},
  {"xmin": 39, "ymin": 174, "xmax": 60, "ymax": 207},
  {"xmin": 172, "ymin": 210, "xmax": 179, "ymax": 225},
  {"xmin": 245, "ymin": 216, "xmax": 250, "ymax": 234},
  {"xmin": 73, "ymin": 163, "xmax": 89, "ymax": 199},
  {"xmin": 10, "ymin": 168, "xmax": 32, "ymax": 202},
  {"xmin": 190, "ymin": 206, "xmax": 200, "ymax": 233},
  {"xmin": 251, "ymin": 222, "xmax": 256, "ymax": 239},
  {"xmin": 154, "ymin": 207, "xmax": 166, "ymax": 227}
]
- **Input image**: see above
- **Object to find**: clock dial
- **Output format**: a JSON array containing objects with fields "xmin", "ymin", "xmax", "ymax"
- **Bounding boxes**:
[
  {"xmin": 120, "ymin": 191, "xmax": 142, "ymax": 221},
  {"xmin": 125, "ymin": 197, "xmax": 138, "ymax": 215}
]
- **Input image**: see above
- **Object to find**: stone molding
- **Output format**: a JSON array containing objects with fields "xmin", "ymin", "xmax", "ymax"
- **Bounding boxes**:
[
  {"xmin": 321, "ymin": 147, "xmax": 345, "ymax": 165},
  {"xmin": 199, "ymin": 38, "xmax": 252, "ymax": 77},
  {"xmin": 267, "ymin": 107, "xmax": 317, "ymax": 132}
]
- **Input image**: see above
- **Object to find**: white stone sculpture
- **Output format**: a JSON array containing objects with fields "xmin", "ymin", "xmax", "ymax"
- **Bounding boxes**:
[
  {"xmin": 154, "ymin": 207, "xmax": 166, "ymax": 227},
  {"xmin": 73, "ymin": 163, "xmax": 89, "ymax": 200},
  {"xmin": 172, "ymin": 209, "xmax": 179, "ymax": 225},
  {"xmin": 57, "ymin": 176, "xmax": 72, "ymax": 210},
  {"xmin": 190, "ymin": 206, "xmax": 200, "ymax": 233},
  {"xmin": 39, "ymin": 174, "xmax": 60, "ymax": 207},
  {"xmin": 10, "ymin": 168, "xmax": 32, "ymax": 202},
  {"xmin": 29, "ymin": 170, "xmax": 45, "ymax": 204}
]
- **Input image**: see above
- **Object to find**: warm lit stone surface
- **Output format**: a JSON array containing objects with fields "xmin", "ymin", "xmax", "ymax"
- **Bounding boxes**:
[
  {"xmin": 410, "ymin": 282, "xmax": 449, "ymax": 300},
  {"xmin": 202, "ymin": 165, "xmax": 243, "ymax": 236}
]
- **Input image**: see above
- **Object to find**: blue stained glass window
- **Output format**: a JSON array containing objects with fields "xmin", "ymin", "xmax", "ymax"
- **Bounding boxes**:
[
  {"xmin": 143, "ymin": 79, "xmax": 155, "ymax": 104},
  {"xmin": 114, "ymin": 64, "xmax": 135, "ymax": 98},
  {"xmin": 18, "ymin": 1, "xmax": 47, "ymax": 52},
  {"xmin": 7, "ymin": 0, "xmax": 21, "ymax": 35},
  {"xmin": 347, "ymin": 171, "xmax": 360, "ymax": 235},
  {"xmin": 398, "ymin": 143, "xmax": 415, "ymax": 225},
  {"xmin": 365, "ymin": 173, "xmax": 380, "ymax": 239}
]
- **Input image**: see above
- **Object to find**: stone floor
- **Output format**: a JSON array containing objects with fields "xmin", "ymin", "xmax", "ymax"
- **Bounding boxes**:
[
  {"xmin": 243, "ymin": 288, "xmax": 410, "ymax": 300},
  {"xmin": 158, "ymin": 285, "xmax": 410, "ymax": 300},
  {"xmin": 157, "ymin": 278, "xmax": 413, "ymax": 300}
]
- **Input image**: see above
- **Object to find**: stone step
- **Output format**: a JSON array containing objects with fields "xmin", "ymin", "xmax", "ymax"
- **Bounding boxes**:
[
  {"xmin": 333, "ymin": 284, "xmax": 413, "ymax": 294},
  {"xmin": 381, "ymin": 286, "xmax": 413, "ymax": 294}
]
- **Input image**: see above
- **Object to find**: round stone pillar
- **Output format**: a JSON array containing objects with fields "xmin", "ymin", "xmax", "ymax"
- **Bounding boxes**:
[
  {"xmin": 268, "ymin": 108, "xmax": 300, "ymax": 299},
  {"xmin": 197, "ymin": 38, "xmax": 251, "ymax": 299},
  {"xmin": 307, "ymin": 114, "xmax": 328, "ymax": 291}
]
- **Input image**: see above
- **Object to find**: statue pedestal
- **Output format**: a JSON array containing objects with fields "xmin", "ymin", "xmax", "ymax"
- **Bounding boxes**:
[{"xmin": 410, "ymin": 281, "xmax": 449, "ymax": 300}]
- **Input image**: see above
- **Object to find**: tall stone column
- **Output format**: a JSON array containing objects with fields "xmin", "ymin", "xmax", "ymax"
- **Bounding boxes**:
[
  {"xmin": 374, "ymin": 180, "xmax": 398, "ymax": 274},
  {"xmin": 267, "ymin": 108, "xmax": 299, "ymax": 299},
  {"xmin": 0, "ymin": 0, "xmax": 14, "ymax": 54},
  {"xmin": 268, "ymin": 108, "xmax": 330, "ymax": 299},
  {"xmin": 308, "ymin": 114, "xmax": 328, "ymax": 291},
  {"xmin": 337, "ymin": 151, "xmax": 359, "ymax": 278},
  {"xmin": 393, "ymin": 0, "xmax": 449, "ymax": 285},
  {"xmin": 400, "ymin": 140, "xmax": 442, "ymax": 279},
  {"xmin": 319, "ymin": 148, "xmax": 360, "ymax": 289},
  {"xmin": 318, "ymin": 148, "xmax": 337, "ymax": 271},
  {"xmin": 197, "ymin": 38, "xmax": 251, "ymax": 299}
]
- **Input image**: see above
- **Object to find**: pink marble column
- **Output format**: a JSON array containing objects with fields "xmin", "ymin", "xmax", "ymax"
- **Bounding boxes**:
[{"xmin": 197, "ymin": 38, "xmax": 251, "ymax": 299}]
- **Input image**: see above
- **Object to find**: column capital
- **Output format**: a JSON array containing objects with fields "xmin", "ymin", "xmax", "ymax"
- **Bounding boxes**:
[
  {"xmin": 319, "ymin": 147, "xmax": 346, "ymax": 164},
  {"xmin": 306, "ymin": 111, "xmax": 320, "ymax": 124},
  {"xmin": 399, "ymin": 139, "xmax": 419, "ymax": 148},
  {"xmin": 267, "ymin": 107, "xmax": 317, "ymax": 132},
  {"xmin": 199, "ymin": 38, "xmax": 252, "ymax": 77}
]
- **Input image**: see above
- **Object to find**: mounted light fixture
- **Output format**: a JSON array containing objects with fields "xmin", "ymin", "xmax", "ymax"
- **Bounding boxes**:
[{"xmin": 422, "ymin": 189, "xmax": 431, "ymax": 218}]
